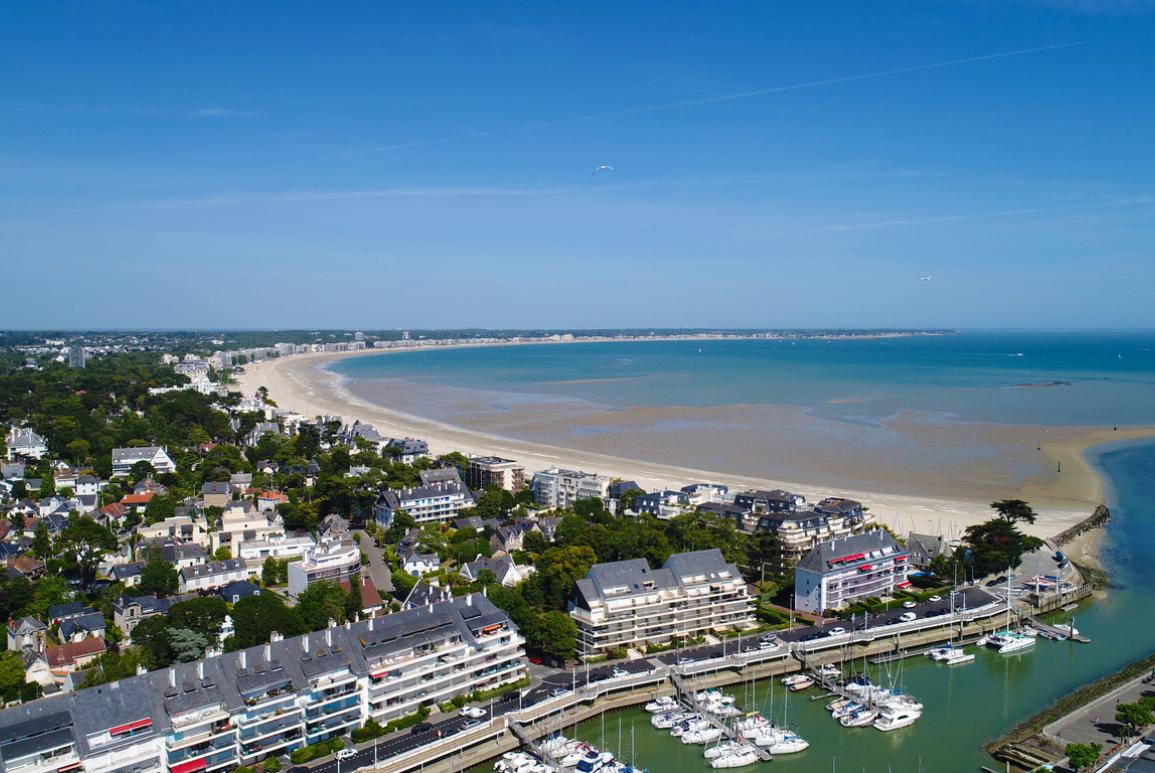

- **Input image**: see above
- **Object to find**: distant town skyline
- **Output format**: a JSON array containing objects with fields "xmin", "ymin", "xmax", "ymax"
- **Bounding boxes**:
[{"xmin": 2, "ymin": 2, "xmax": 1154, "ymax": 329}]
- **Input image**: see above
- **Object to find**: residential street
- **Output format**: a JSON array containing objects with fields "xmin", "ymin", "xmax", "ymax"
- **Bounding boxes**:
[{"xmin": 354, "ymin": 529, "xmax": 393, "ymax": 593}]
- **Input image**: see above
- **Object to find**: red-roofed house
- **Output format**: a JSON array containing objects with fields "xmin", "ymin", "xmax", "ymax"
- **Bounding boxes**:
[
  {"xmin": 340, "ymin": 575, "xmax": 384, "ymax": 617},
  {"xmin": 256, "ymin": 490, "xmax": 289, "ymax": 511},
  {"xmin": 120, "ymin": 492, "xmax": 155, "ymax": 513},
  {"xmin": 98, "ymin": 502, "xmax": 130, "ymax": 527},
  {"xmin": 47, "ymin": 637, "xmax": 106, "ymax": 681}
]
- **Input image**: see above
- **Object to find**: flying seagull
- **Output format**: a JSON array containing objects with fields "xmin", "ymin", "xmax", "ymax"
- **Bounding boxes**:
[
  {"xmin": 920, "ymin": 275, "xmax": 934, "ymax": 282},
  {"xmin": 593, "ymin": 164, "xmax": 615, "ymax": 175}
]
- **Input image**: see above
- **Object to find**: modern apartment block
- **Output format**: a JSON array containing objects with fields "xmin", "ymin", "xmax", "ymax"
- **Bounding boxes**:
[
  {"xmin": 530, "ymin": 467, "xmax": 612, "ymax": 510},
  {"xmin": 286, "ymin": 536, "xmax": 361, "ymax": 598},
  {"xmin": 570, "ymin": 549, "xmax": 753, "ymax": 658},
  {"xmin": 0, "ymin": 595, "xmax": 525, "ymax": 773},
  {"xmin": 111, "ymin": 447, "xmax": 177, "ymax": 477},
  {"xmin": 793, "ymin": 530, "xmax": 910, "ymax": 614},
  {"xmin": 733, "ymin": 490, "xmax": 875, "ymax": 571},
  {"xmin": 466, "ymin": 456, "xmax": 525, "ymax": 492},
  {"xmin": 374, "ymin": 474, "xmax": 474, "ymax": 525}
]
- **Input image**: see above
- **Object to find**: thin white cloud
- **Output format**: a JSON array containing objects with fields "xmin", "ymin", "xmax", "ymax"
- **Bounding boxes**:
[
  {"xmin": 807, "ymin": 196, "xmax": 1155, "ymax": 233},
  {"xmin": 4, "ymin": 101, "xmax": 257, "ymax": 119},
  {"xmin": 349, "ymin": 40, "xmax": 1091, "ymax": 155},
  {"xmin": 122, "ymin": 168, "xmax": 930, "ymax": 210}
]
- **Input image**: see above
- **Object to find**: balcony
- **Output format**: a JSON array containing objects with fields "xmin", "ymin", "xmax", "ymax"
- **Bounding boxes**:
[{"xmin": 167, "ymin": 722, "xmax": 233, "ymax": 750}]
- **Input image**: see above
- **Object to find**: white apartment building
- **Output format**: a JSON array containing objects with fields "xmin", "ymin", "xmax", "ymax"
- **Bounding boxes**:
[
  {"xmin": 286, "ymin": 536, "xmax": 360, "ymax": 598},
  {"xmin": 111, "ymin": 447, "xmax": 176, "ymax": 477},
  {"xmin": 794, "ymin": 530, "xmax": 911, "ymax": 614},
  {"xmin": 179, "ymin": 560, "xmax": 251, "ymax": 594},
  {"xmin": 5, "ymin": 427, "xmax": 48, "ymax": 461},
  {"xmin": 211, "ymin": 503, "xmax": 285, "ymax": 553},
  {"xmin": 236, "ymin": 533, "xmax": 315, "ymax": 565},
  {"xmin": 0, "ymin": 595, "xmax": 525, "ymax": 773},
  {"xmin": 374, "ymin": 469, "xmax": 474, "ymax": 525},
  {"xmin": 570, "ymin": 549, "xmax": 754, "ymax": 658},
  {"xmin": 531, "ymin": 467, "xmax": 612, "ymax": 510}
]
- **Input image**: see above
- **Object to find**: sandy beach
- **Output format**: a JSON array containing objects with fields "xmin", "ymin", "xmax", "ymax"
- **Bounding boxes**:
[{"xmin": 234, "ymin": 345, "xmax": 1155, "ymax": 542}]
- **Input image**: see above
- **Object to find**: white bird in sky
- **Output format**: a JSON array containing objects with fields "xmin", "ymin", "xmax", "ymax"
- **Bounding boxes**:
[
  {"xmin": 592, "ymin": 164, "xmax": 616, "ymax": 175},
  {"xmin": 920, "ymin": 275, "xmax": 934, "ymax": 282}
]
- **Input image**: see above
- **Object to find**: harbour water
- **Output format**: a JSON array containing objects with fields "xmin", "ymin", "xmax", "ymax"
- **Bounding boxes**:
[
  {"xmin": 466, "ymin": 441, "xmax": 1155, "ymax": 772},
  {"xmin": 338, "ymin": 334, "xmax": 1155, "ymax": 768}
]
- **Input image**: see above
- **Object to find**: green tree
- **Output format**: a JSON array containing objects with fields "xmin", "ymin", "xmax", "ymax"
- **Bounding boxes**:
[
  {"xmin": 0, "ymin": 574, "xmax": 33, "ymax": 623},
  {"xmin": 522, "ymin": 530, "xmax": 549, "ymax": 556},
  {"xmin": 536, "ymin": 610, "xmax": 578, "ymax": 662},
  {"xmin": 1116, "ymin": 701, "xmax": 1153, "ymax": 737},
  {"xmin": 262, "ymin": 556, "xmax": 280, "ymax": 586},
  {"xmin": 229, "ymin": 593, "xmax": 304, "ymax": 649},
  {"xmin": 167, "ymin": 597, "xmax": 228, "ymax": 641},
  {"xmin": 144, "ymin": 495, "xmax": 176, "ymax": 525},
  {"xmin": 1064, "ymin": 742, "xmax": 1102, "ymax": 771},
  {"xmin": 138, "ymin": 558, "xmax": 179, "ymax": 597},
  {"xmin": 962, "ymin": 518, "xmax": 1044, "ymax": 577},
  {"xmin": 58, "ymin": 516, "xmax": 118, "ymax": 585},
  {"xmin": 31, "ymin": 520, "xmax": 52, "ymax": 559},
  {"xmin": 168, "ymin": 627, "xmax": 210, "ymax": 662},
  {"xmin": 22, "ymin": 575, "xmax": 72, "ymax": 619},
  {"xmin": 990, "ymin": 499, "xmax": 1038, "ymax": 525},
  {"xmin": 131, "ymin": 460, "xmax": 156, "ymax": 482},
  {"xmin": 0, "ymin": 650, "xmax": 26, "ymax": 701},
  {"xmin": 297, "ymin": 581, "xmax": 349, "ymax": 630},
  {"xmin": 346, "ymin": 576, "xmax": 363, "ymax": 619},
  {"xmin": 131, "ymin": 615, "xmax": 174, "ymax": 669},
  {"xmin": 531, "ymin": 545, "xmax": 598, "ymax": 611},
  {"xmin": 390, "ymin": 568, "xmax": 416, "ymax": 600},
  {"xmin": 212, "ymin": 546, "xmax": 232, "ymax": 561}
]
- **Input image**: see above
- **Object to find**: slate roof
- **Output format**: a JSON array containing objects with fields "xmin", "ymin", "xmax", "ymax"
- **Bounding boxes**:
[
  {"xmin": 795, "ymin": 529, "xmax": 901, "ymax": 574},
  {"xmin": 59, "ymin": 612, "xmax": 106, "ymax": 641}
]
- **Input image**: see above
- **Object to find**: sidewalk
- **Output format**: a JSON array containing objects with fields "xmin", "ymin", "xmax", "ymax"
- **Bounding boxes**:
[{"xmin": 1046, "ymin": 671, "xmax": 1155, "ymax": 749}]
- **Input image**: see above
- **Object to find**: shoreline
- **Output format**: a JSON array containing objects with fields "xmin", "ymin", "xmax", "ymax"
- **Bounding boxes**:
[{"xmin": 233, "ymin": 343, "xmax": 1155, "ymax": 541}]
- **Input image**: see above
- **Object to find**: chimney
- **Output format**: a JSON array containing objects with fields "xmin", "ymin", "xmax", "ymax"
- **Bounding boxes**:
[
  {"xmin": 326, "ymin": 628, "xmax": 332, "ymax": 647},
  {"xmin": 264, "ymin": 643, "xmax": 272, "ymax": 661},
  {"xmin": 302, "ymin": 635, "xmax": 309, "ymax": 653},
  {"xmin": 239, "ymin": 650, "xmax": 247, "ymax": 669},
  {"xmin": 368, "ymin": 617, "xmax": 375, "ymax": 631},
  {"xmin": 466, "ymin": 594, "xmax": 472, "ymax": 607},
  {"xmin": 197, "ymin": 661, "xmax": 204, "ymax": 679},
  {"xmin": 169, "ymin": 669, "xmax": 176, "ymax": 687}
]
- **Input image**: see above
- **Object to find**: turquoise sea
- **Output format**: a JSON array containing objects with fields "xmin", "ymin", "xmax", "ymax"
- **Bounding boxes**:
[
  {"xmin": 328, "ymin": 333, "xmax": 1155, "ymax": 769},
  {"xmin": 332, "ymin": 332, "xmax": 1155, "ymax": 427},
  {"xmin": 331, "ymin": 332, "xmax": 1155, "ymax": 501}
]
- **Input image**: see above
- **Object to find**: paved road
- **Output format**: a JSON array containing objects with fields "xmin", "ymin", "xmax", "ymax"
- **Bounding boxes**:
[
  {"xmin": 1049, "ymin": 672, "xmax": 1155, "ymax": 749},
  {"xmin": 288, "ymin": 586, "xmax": 1000, "ymax": 772},
  {"xmin": 354, "ymin": 529, "xmax": 393, "ymax": 593}
]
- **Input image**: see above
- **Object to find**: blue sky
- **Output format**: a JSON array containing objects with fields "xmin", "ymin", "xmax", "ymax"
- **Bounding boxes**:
[{"xmin": 2, "ymin": 1, "xmax": 1154, "ymax": 329}]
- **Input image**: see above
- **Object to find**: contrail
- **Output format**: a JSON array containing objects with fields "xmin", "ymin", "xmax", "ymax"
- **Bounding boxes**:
[{"xmin": 352, "ymin": 40, "xmax": 1090, "ymax": 155}]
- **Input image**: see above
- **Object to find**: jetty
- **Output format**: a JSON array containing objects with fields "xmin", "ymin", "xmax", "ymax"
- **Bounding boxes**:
[
  {"xmin": 671, "ymin": 673, "xmax": 772, "ymax": 761},
  {"xmin": 1026, "ymin": 615, "xmax": 1091, "ymax": 643}
]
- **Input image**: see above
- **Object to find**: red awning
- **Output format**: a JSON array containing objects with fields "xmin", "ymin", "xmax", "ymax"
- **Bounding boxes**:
[
  {"xmin": 171, "ymin": 758, "xmax": 207, "ymax": 773},
  {"xmin": 109, "ymin": 718, "xmax": 151, "ymax": 735},
  {"xmin": 897, "ymin": 581, "xmax": 912, "ymax": 588},
  {"xmin": 859, "ymin": 564, "xmax": 872, "ymax": 571}
]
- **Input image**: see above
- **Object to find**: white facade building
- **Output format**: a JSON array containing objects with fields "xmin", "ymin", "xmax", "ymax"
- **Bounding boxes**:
[
  {"xmin": 531, "ymin": 467, "xmax": 612, "ymax": 510},
  {"xmin": 794, "ymin": 530, "xmax": 911, "ymax": 614}
]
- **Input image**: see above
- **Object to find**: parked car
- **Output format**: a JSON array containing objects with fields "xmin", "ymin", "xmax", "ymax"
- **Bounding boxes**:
[
  {"xmin": 899, "ymin": 612, "xmax": 917, "ymax": 622},
  {"xmin": 902, "ymin": 601, "xmax": 917, "ymax": 609},
  {"xmin": 611, "ymin": 667, "xmax": 629, "ymax": 678},
  {"xmin": 928, "ymin": 595, "xmax": 942, "ymax": 602},
  {"xmin": 461, "ymin": 718, "xmax": 482, "ymax": 730},
  {"xmin": 528, "ymin": 656, "xmax": 543, "ymax": 665},
  {"xmin": 410, "ymin": 722, "xmax": 434, "ymax": 735},
  {"xmin": 589, "ymin": 672, "xmax": 609, "ymax": 683},
  {"xmin": 549, "ymin": 687, "xmax": 570, "ymax": 698},
  {"xmin": 335, "ymin": 749, "xmax": 356, "ymax": 761},
  {"xmin": 460, "ymin": 706, "xmax": 486, "ymax": 719},
  {"xmin": 827, "ymin": 627, "xmax": 847, "ymax": 636},
  {"xmin": 676, "ymin": 657, "xmax": 696, "ymax": 666}
]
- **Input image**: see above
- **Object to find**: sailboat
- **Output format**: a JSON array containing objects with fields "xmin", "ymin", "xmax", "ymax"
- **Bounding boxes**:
[
  {"xmin": 927, "ymin": 592, "xmax": 974, "ymax": 665},
  {"xmin": 985, "ymin": 574, "xmax": 1035, "ymax": 655}
]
